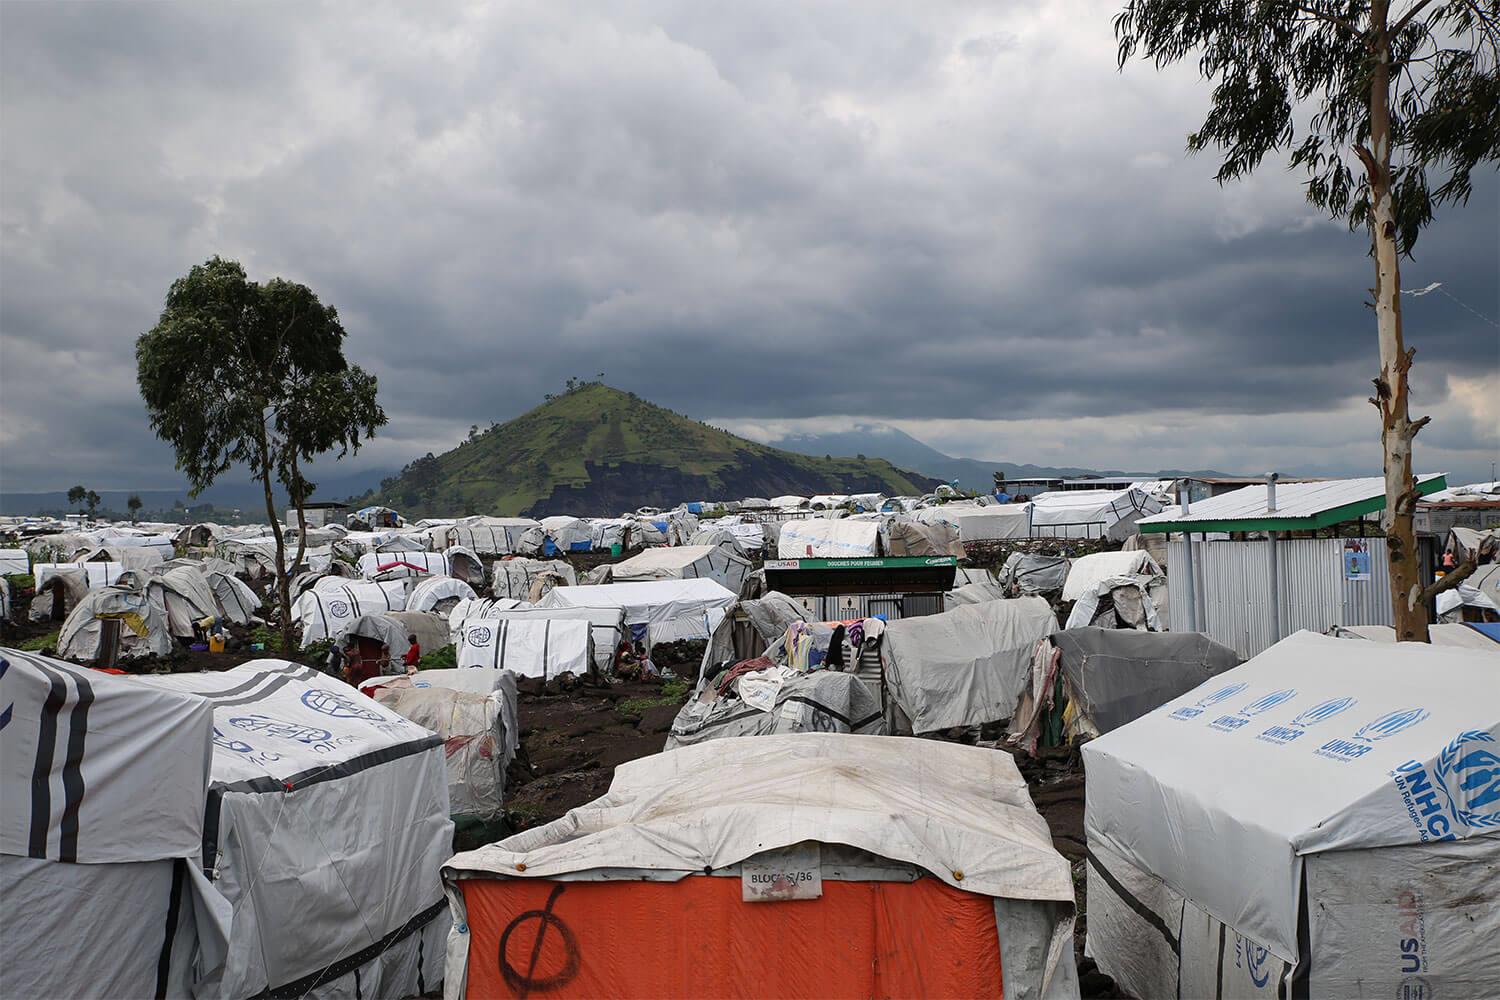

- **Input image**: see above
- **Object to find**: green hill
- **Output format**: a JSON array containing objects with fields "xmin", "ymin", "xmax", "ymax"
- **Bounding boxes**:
[{"xmin": 366, "ymin": 383, "xmax": 939, "ymax": 517}]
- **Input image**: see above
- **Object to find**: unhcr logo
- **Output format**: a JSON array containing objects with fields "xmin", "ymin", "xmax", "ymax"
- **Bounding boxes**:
[
  {"xmin": 1210, "ymin": 688, "xmax": 1297, "ymax": 733},
  {"xmin": 1317, "ymin": 707, "xmax": 1429, "ymax": 763},
  {"xmin": 1169, "ymin": 682, "xmax": 1247, "ymax": 721},
  {"xmin": 1258, "ymin": 696, "xmax": 1356, "ymax": 746}
]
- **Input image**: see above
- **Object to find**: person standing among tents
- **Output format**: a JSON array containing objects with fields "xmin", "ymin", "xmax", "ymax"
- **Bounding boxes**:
[{"xmin": 402, "ymin": 633, "xmax": 421, "ymax": 676}]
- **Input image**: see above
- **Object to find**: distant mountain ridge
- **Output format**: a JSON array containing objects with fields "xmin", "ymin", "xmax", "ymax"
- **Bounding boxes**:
[
  {"xmin": 365, "ymin": 384, "xmax": 939, "ymax": 516},
  {"xmin": 769, "ymin": 423, "xmax": 1234, "ymax": 491}
]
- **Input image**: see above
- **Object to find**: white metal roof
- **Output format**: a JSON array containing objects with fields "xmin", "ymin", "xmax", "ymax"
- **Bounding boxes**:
[{"xmin": 1138, "ymin": 474, "xmax": 1445, "ymax": 529}]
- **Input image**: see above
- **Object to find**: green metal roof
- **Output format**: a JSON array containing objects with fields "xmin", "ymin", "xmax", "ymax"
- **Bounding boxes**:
[{"xmin": 1138, "ymin": 474, "xmax": 1448, "ymax": 534}]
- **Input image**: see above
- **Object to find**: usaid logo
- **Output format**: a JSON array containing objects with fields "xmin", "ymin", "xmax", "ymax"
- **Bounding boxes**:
[
  {"xmin": 301, "ymin": 688, "xmax": 384, "ymax": 721},
  {"xmin": 1318, "ymin": 707, "xmax": 1429, "ymax": 762},
  {"xmin": 467, "ymin": 626, "xmax": 493, "ymax": 646},
  {"xmin": 1210, "ymin": 688, "xmax": 1296, "ymax": 733},
  {"xmin": 328, "ymin": 600, "xmax": 351, "ymax": 617},
  {"xmin": 1258, "ymin": 696, "xmax": 1356, "ymax": 746},
  {"xmin": 1170, "ymin": 682, "xmax": 1247, "ymax": 721},
  {"xmin": 228, "ymin": 714, "xmax": 333, "ymax": 744}
]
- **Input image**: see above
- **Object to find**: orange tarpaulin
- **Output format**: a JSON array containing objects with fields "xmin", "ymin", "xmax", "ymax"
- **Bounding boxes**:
[{"xmin": 461, "ymin": 874, "xmax": 1003, "ymax": 999}]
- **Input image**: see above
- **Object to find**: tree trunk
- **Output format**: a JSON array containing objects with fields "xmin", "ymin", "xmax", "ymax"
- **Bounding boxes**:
[
  {"xmin": 1366, "ymin": 1, "xmax": 1430, "ymax": 642},
  {"xmin": 289, "ymin": 453, "xmax": 310, "ymax": 576},
  {"xmin": 256, "ymin": 432, "xmax": 295, "ymax": 655}
]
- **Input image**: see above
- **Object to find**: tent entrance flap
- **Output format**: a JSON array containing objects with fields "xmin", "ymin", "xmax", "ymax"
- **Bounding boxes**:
[{"xmin": 460, "ymin": 875, "xmax": 1004, "ymax": 999}]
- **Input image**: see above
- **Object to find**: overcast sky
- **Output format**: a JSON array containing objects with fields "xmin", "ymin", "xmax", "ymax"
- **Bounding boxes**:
[{"xmin": 2, "ymin": 0, "xmax": 1496, "ymax": 493}]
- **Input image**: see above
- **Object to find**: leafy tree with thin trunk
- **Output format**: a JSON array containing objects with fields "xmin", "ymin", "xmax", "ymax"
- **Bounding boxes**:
[
  {"xmin": 127, "ymin": 494, "xmax": 143, "ymax": 522},
  {"xmin": 85, "ymin": 491, "xmax": 101, "ymax": 518},
  {"xmin": 67, "ymin": 485, "xmax": 86, "ymax": 512},
  {"xmin": 1115, "ymin": 0, "xmax": 1499, "ymax": 641},
  {"xmin": 137, "ymin": 257, "xmax": 387, "ymax": 653}
]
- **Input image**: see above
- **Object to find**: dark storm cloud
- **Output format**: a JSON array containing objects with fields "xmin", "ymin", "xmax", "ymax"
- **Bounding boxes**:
[{"xmin": 2, "ymin": 0, "xmax": 1495, "ymax": 490}]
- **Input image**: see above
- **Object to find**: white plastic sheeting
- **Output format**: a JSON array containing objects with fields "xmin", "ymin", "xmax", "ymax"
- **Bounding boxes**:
[
  {"xmin": 1084, "ymin": 631, "xmax": 1500, "ymax": 997},
  {"xmin": 442, "ymin": 734, "xmax": 1078, "ymax": 1000},
  {"xmin": 34, "ymin": 560, "xmax": 125, "ymax": 590},
  {"xmin": 57, "ymin": 587, "xmax": 173, "ymax": 661},
  {"xmin": 431, "ymin": 517, "xmax": 543, "ymax": 556},
  {"xmin": 881, "ymin": 597, "xmax": 1057, "ymax": 734},
  {"xmin": 1029, "ymin": 488, "xmax": 1163, "ymax": 540},
  {"xmin": 540, "ymin": 515, "xmax": 593, "ymax": 551},
  {"xmin": 1062, "ymin": 550, "xmax": 1161, "ymax": 602},
  {"xmin": 357, "ymin": 550, "xmax": 448, "ymax": 579},
  {"xmin": 491, "ymin": 558, "xmax": 577, "ymax": 602},
  {"xmin": 135, "ymin": 662, "xmax": 451, "ymax": 999},
  {"xmin": 610, "ymin": 543, "xmax": 751, "ymax": 595},
  {"xmin": 0, "ymin": 549, "xmax": 30, "ymax": 575},
  {"xmin": 537, "ymin": 579, "xmax": 735, "ymax": 643},
  {"xmin": 917, "ymin": 503, "xmax": 1033, "ymax": 542},
  {"xmin": 777, "ymin": 518, "xmax": 880, "ymax": 558},
  {"xmin": 145, "ymin": 565, "xmax": 222, "ymax": 638},
  {"xmin": 457, "ymin": 617, "xmax": 591, "ymax": 678}
]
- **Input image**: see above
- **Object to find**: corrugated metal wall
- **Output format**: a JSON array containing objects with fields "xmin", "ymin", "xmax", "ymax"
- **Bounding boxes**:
[{"xmin": 1168, "ymin": 537, "xmax": 1392, "ymax": 657}]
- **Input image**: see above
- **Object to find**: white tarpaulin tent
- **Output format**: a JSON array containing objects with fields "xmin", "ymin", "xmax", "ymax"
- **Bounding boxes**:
[
  {"xmin": 441, "ymin": 733, "xmax": 1079, "ymax": 1000},
  {"xmin": 881, "ymin": 597, "xmax": 1057, "ymax": 734},
  {"xmin": 536, "ymin": 578, "xmax": 735, "ymax": 644},
  {"xmin": 540, "ymin": 515, "xmax": 593, "ymax": 552},
  {"xmin": 777, "ymin": 518, "xmax": 880, "ymax": 558},
  {"xmin": 1029, "ymin": 488, "xmax": 1163, "ymax": 540},
  {"xmin": 457, "ymin": 617, "xmax": 592, "ymax": 678},
  {"xmin": 477, "ymin": 605, "xmax": 626, "ymax": 672},
  {"xmin": 292, "ymin": 579, "xmax": 408, "ymax": 647},
  {"xmin": 56, "ymin": 586, "xmax": 173, "ymax": 662},
  {"xmin": 431, "ymin": 517, "xmax": 543, "ymax": 556},
  {"xmin": 491, "ymin": 557, "xmax": 577, "ymax": 601},
  {"xmin": 145, "ymin": 564, "xmax": 221, "ymax": 638},
  {"xmin": 0, "ymin": 549, "xmax": 29, "ymax": 575},
  {"xmin": 610, "ymin": 543, "xmax": 751, "ymax": 595},
  {"xmin": 407, "ymin": 575, "xmax": 477, "ymax": 616},
  {"xmin": 917, "ymin": 503, "xmax": 1034, "ymax": 542},
  {"xmin": 1, "ymin": 649, "xmax": 228, "ymax": 1000},
  {"xmin": 135, "ymin": 662, "xmax": 451, "ymax": 999},
  {"xmin": 34, "ymin": 560, "xmax": 125, "ymax": 591},
  {"xmin": 1084, "ymin": 631, "xmax": 1500, "ymax": 999}
]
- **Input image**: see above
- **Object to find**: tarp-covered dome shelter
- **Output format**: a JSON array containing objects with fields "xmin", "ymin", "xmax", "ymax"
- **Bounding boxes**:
[
  {"xmin": 880, "ymin": 597, "xmax": 1057, "ymax": 734},
  {"xmin": 441, "ymin": 734, "xmax": 1078, "ymax": 999},
  {"xmin": 1062, "ymin": 549, "xmax": 1167, "ymax": 631},
  {"xmin": 134, "ymin": 661, "xmax": 451, "ymax": 999},
  {"xmin": 27, "ymin": 565, "xmax": 89, "ymax": 622},
  {"xmin": 540, "ymin": 515, "xmax": 593, "ymax": 553},
  {"xmin": 385, "ymin": 609, "xmax": 451, "ymax": 656},
  {"xmin": 609, "ymin": 543, "xmax": 751, "ymax": 595},
  {"xmin": 408, "ymin": 574, "xmax": 478, "ymax": 617},
  {"xmin": 0, "ymin": 649, "xmax": 227, "ymax": 999},
  {"xmin": 1084, "ymin": 631, "xmax": 1500, "ymax": 999},
  {"xmin": 57, "ymin": 585, "xmax": 173, "ymax": 661},
  {"xmin": 144, "ymin": 564, "xmax": 221, "ymax": 638},
  {"xmin": 999, "ymin": 552, "xmax": 1070, "ymax": 596}
]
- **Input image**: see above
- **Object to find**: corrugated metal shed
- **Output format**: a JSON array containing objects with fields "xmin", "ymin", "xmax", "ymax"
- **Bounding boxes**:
[
  {"xmin": 1140, "ymin": 474, "xmax": 1446, "ymax": 534},
  {"xmin": 1167, "ymin": 537, "xmax": 1394, "ymax": 657}
]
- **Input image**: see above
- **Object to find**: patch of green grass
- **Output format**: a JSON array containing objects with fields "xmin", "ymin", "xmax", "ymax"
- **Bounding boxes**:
[
  {"xmin": 660, "ymin": 678, "xmax": 690, "ymax": 702},
  {"xmin": 6, "ymin": 574, "xmax": 35, "ymax": 592},
  {"xmin": 418, "ymin": 644, "xmax": 457, "ymax": 670},
  {"xmin": 17, "ymin": 629, "xmax": 60, "ymax": 652}
]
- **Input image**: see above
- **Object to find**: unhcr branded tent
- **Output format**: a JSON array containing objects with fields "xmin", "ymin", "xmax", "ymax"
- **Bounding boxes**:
[
  {"xmin": 457, "ymin": 617, "xmax": 592, "ymax": 678},
  {"xmin": 135, "ymin": 662, "xmax": 451, "ymax": 999},
  {"xmin": 292, "ymin": 578, "xmax": 408, "ymax": 646},
  {"xmin": 408, "ymin": 574, "xmax": 478, "ymax": 616},
  {"xmin": 477, "ymin": 605, "xmax": 626, "ymax": 673},
  {"xmin": 610, "ymin": 543, "xmax": 751, "ymax": 595},
  {"xmin": 880, "ymin": 597, "xmax": 1057, "ymax": 734},
  {"xmin": 358, "ymin": 550, "xmax": 448, "ymax": 579},
  {"xmin": 1084, "ymin": 631, "xmax": 1500, "ymax": 1000},
  {"xmin": 441, "ymin": 734, "xmax": 1078, "ymax": 1000},
  {"xmin": 1, "ymin": 649, "xmax": 229, "ymax": 999},
  {"xmin": 537, "ymin": 579, "xmax": 736, "ymax": 645}
]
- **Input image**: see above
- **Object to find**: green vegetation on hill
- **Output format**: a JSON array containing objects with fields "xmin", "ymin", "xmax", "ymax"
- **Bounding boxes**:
[{"xmin": 366, "ymin": 383, "xmax": 938, "ymax": 516}]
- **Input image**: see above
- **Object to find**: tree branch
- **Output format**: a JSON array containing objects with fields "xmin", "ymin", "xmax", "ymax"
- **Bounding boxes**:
[
  {"xmin": 1390, "ymin": 0, "xmax": 1436, "ymax": 37},
  {"xmin": 1292, "ymin": 3, "xmax": 1365, "ymax": 35},
  {"xmin": 1419, "ymin": 558, "xmax": 1476, "ymax": 604}
]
